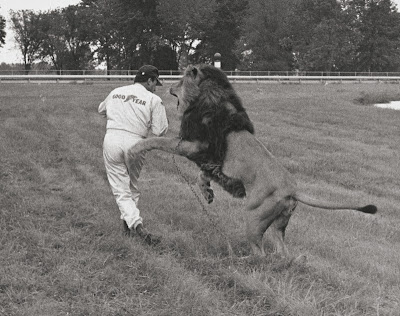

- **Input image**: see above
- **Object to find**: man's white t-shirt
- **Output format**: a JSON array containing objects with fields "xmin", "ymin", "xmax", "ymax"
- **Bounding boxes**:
[{"xmin": 98, "ymin": 83, "xmax": 168, "ymax": 137}]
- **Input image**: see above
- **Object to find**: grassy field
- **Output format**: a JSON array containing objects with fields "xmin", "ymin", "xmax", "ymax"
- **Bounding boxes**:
[{"xmin": 1, "ymin": 80, "xmax": 400, "ymax": 316}]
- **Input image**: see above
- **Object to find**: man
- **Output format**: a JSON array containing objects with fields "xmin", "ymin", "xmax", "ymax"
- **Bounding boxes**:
[{"xmin": 98, "ymin": 65, "xmax": 168, "ymax": 245}]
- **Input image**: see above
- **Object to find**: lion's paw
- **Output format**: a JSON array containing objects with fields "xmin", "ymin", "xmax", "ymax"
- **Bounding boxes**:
[
  {"xmin": 204, "ymin": 188, "xmax": 214, "ymax": 204},
  {"xmin": 128, "ymin": 143, "xmax": 145, "ymax": 157},
  {"xmin": 198, "ymin": 183, "xmax": 214, "ymax": 204}
]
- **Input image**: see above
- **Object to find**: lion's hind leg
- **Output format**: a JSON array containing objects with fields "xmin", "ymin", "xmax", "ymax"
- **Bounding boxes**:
[
  {"xmin": 269, "ymin": 198, "xmax": 297, "ymax": 258},
  {"xmin": 246, "ymin": 194, "xmax": 293, "ymax": 257}
]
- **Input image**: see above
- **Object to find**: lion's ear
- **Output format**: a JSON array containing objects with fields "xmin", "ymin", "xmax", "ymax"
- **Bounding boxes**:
[{"xmin": 192, "ymin": 67, "xmax": 198, "ymax": 78}]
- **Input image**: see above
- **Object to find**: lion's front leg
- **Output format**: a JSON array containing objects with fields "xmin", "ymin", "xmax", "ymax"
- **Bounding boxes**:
[
  {"xmin": 201, "ymin": 163, "xmax": 246, "ymax": 199},
  {"xmin": 197, "ymin": 171, "xmax": 214, "ymax": 204},
  {"xmin": 128, "ymin": 137, "xmax": 208, "ymax": 158}
]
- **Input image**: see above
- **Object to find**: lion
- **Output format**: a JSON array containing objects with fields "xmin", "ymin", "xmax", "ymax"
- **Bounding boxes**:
[
  {"xmin": 174, "ymin": 64, "xmax": 255, "ymax": 198},
  {"xmin": 128, "ymin": 64, "xmax": 377, "ymax": 258}
]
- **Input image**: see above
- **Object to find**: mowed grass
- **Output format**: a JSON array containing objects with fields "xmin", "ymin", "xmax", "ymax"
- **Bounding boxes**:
[{"xmin": 1, "ymin": 80, "xmax": 399, "ymax": 315}]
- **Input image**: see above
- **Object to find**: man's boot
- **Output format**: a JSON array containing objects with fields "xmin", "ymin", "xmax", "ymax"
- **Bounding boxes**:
[{"xmin": 135, "ymin": 223, "xmax": 161, "ymax": 246}]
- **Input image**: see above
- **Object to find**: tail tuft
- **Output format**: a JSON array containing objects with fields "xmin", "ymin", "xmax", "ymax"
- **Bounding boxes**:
[{"xmin": 357, "ymin": 205, "xmax": 378, "ymax": 214}]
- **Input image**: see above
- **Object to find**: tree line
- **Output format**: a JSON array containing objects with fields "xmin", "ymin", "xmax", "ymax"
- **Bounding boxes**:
[{"xmin": 1, "ymin": 0, "xmax": 400, "ymax": 72}]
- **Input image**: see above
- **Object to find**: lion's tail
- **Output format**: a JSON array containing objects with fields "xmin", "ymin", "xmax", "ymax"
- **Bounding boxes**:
[{"xmin": 293, "ymin": 192, "xmax": 377, "ymax": 214}]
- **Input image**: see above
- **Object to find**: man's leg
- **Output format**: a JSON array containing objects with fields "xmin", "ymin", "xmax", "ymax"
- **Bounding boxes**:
[
  {"xmin": 124, "ymin": 138, "xmax": 161, "ymax": 246},
  {"xmin": 104, "ymin": 152, "xmax": 143, "ymax": 230},
  {"xmin": 125, "ymin": 150, "xmax": 146, "ymax": 217},
  {"xmin": 103, "ymin": 133, "xmax": 143, "ymax": 230}
]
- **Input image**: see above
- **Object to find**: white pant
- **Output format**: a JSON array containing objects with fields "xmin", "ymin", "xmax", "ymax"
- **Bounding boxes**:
[{"xmin": 103, "ymin": 129, "xmax": 146, "ymax": 229}]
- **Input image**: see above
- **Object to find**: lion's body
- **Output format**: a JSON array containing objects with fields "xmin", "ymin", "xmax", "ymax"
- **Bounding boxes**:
[
  {"xmin": 129, "ymin": 64, "xmax": 377, "ymax": 258},
  {"xmin": 172, "ymin": 65, "xmax": 254, "ymax": 197}
]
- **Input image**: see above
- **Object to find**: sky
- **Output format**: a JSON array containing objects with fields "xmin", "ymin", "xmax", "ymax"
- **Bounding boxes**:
[{"xmin": 1, "ymin": 0, "xmax": 400, "ymax": 64}]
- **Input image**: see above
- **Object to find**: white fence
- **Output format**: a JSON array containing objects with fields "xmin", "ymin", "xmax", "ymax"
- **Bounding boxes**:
[
  {"xmin": 225, "ymin": 75, "xmax": 400, "ymax": 83},
  {"xmin": 1, "ymin": 74, "xmax": 400, "ymax": 83},
  {"xmin": 2, "ymin": 69, "xmax": 400, "ymax": 76}
]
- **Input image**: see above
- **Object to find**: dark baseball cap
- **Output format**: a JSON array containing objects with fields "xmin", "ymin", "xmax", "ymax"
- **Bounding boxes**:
[{"xmin": 135, "ymin": 65, "xmax": 162, "ymax": 86}]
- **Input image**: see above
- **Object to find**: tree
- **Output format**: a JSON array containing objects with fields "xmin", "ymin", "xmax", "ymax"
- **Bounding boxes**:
[
  {"xmin": 10, "ymin": 6, "xmax": 94, "ymax": 71},
  {"xmin": 81, "ymin": 0, "xmax": 165, "ymax": 70},
  {"xmin": 193, "ymin": 0, "xmax": 248, "ymax": 70},
  {"xmin": 282, "ymin": 0, "xmax": 358, "ymax": 72},
  {"xmin": 157, "ymin": 0, "xmax": 217, "ymax": 68},
  {"xmin": 10, "ymin": 10, "xmax": 44, "ymax": 71},
  {"xmin": 152, "ymin": 45, "xmax": 179, "ymax": 70},
  {"xmin": 37, "ymin": 10, "xmax": 68, "ymax": 70},
  {"xmin": 351, "ymin": 0, "xmax": 400, "ymax": 71},
  {"xmin": 117, "ymin": 0, "xmax": 164, "ymax": 69},
  {"xmin": 281, "ymin": 0, "xmax": 400, "ymax": 72},
  {"xmin": 0, "ymin": 9, "xmax": 5, "ymax": 47},
  {"xmin": 31, "ymin": 4, "xmax": 102, "ymax": 71},
  {"xmin": 235, "ymin": 0, "xmax": 295, "ymax": 71},
  {"xmin": 80, "ymin": 0, "xmax": 120, "ymax": 70},
  {"xmin": 61, "ymin": 5, "xmax": 94, "ymax": 69}
]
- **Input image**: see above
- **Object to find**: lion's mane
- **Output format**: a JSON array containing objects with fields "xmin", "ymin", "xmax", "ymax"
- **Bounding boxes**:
[{"xmin": 178, "ymin": 65, "xmax": 254, "ymax": 197}]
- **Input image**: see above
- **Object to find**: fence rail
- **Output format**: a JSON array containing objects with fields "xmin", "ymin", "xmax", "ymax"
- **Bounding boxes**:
[
  {"xmin": 1, "ymin": 74, "xmax": 400, "ymax": 83},
  {"xmin": 2, "ymin": 69, "xmax": 400, "ymax": 77}
]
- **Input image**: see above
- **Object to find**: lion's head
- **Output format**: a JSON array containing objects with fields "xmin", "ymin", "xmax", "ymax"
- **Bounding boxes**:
[
  {"xmin": 170, "ymin": 64, "xmax": 254, "ymax": 166},
  {"xmin": 170, "ymin": 64, "xmax": 248, "ymax": 118},
  {"xmin": 169, "ymin": 65, "xmax": 201, "ymax": 118}
]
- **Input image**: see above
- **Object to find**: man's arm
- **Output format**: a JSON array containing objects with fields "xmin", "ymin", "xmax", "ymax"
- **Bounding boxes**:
[
  {"xmin": 98, "ymin": 92, "xmax": 112, "ymax": 117},
  {"xmin": 98, "ymin": 100, "xmax": 107, "ymax": 117},
  {"xmin": 150, "ymin": 98, "xmax": 168, "ymax": 136}
]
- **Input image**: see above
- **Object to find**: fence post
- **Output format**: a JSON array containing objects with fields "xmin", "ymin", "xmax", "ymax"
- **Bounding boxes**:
[{"xmin": 214, "ymin": 53, "xmax": 221, "ymax": 69}]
